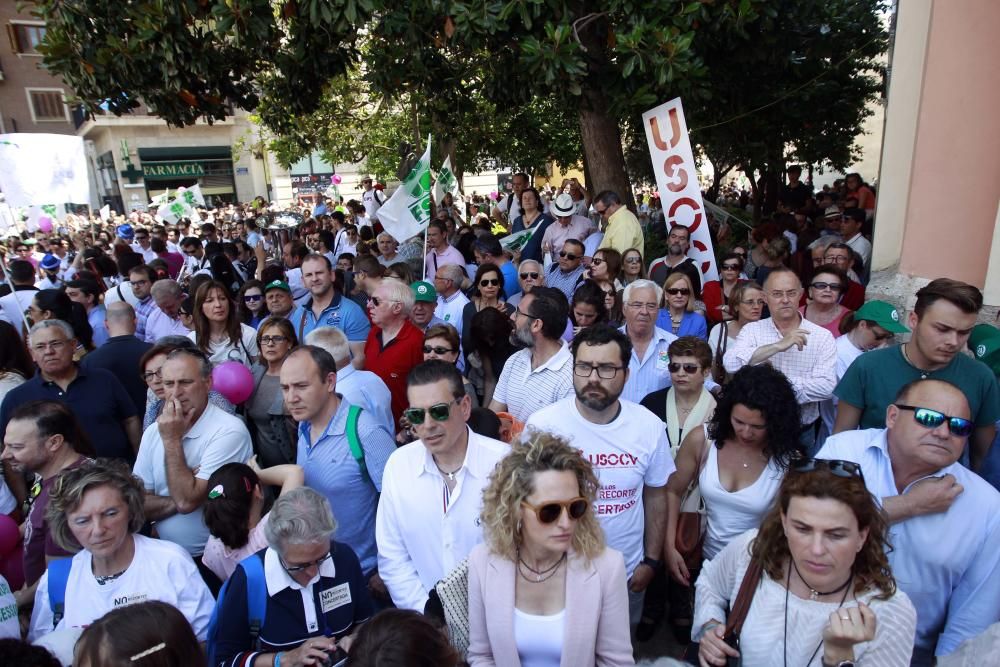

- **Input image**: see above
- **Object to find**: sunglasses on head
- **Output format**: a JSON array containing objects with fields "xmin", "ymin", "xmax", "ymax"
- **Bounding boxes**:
[
  {"xmin": 791, "ymin": 458, "xmax": 864, "ymax": 480},
  {"xmin": 559, "ymin": 251, "xmax": 579, "ymax": 261},
  {"xmin": 403, "ymin": 398, "xmax": 459, "ymax": 425},
  {"xmin": 519, "ymin": 272, "xmax": 539, "ymax": 280},
  {"xmin": 665, "ymin": 287, "xmax": 690, "ymax": 296},
  {"xmin": 895, "ymin": 405, "xmax": 974, "ymax": 437},
  {"xmin": 668, "ymin": 362, "xmax": 700, "ymax": 374},
  {"xmin": 423, "ymin": 345, "xmax": 454, "ymax": 355},
  {"xmin": 479, "ymin": 278, "xmax": 500, "ymax": 287},
  {"xmin": 521, "ymin": 497, "xmax": 589, "ymax": 524}
]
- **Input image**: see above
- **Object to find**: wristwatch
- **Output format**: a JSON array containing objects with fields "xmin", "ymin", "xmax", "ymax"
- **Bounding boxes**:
[
  {"xmin": 822, "ymin": 660, "xmax": 855, "ymax": 667},
  {"xmin": 641, "ymin": 556, "xmax": 663, "ymax": 571}
]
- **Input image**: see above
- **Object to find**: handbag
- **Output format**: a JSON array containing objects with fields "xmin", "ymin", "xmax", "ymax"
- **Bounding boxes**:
[
  {"xmin": 675, "ymin": 434, "xmax": 713, "ymax": 569},
  {"xmin": 722, "ymin": 558, "xmax": 764, "ymax": 666},
  {"xmin": 428, "ymin": 558, "xmax": 470, "ymax": 659},
  {"xmin": 712, "ymin": 319, "xmax": 730, "ymax": 384}
]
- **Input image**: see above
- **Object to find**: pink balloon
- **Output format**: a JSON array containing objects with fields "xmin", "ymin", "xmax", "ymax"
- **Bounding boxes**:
[
  {"xmin": 0, "ymin": 550, "xmax": 24, "ymax": 592},
  {"xmin": 0, "ymin": 515, "xmax": 18, "ymax": 556},
  {"xmin": 38, "ymin": 215, "xmax": 53, "ymax": 233},
  {"xmin": 211, "ymin": 361, "xmax": 254, "ymax": 404},
  {"xmin": 331, "ymin": 174, "xmax": 343, "ymax": 185},
  {"xmin": 489, "ymin": 191, "xmax": 498, "ymax": 201}
]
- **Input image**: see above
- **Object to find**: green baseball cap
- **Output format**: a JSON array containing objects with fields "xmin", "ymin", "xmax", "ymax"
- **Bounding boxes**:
[
  {"xmin": 969, "ymin": 324, "xmax": 1000, "ymax": 376},
  {"xmin": 852, "ymin": 300, "xmax": 909, "ymax": 334},
  {"xmin": 411, "ymin": 280, "xmax": 437, "ymax": 303},
  {"xmin": 264, "ymin": 280, "xmax": 291, "ymax": 293}
]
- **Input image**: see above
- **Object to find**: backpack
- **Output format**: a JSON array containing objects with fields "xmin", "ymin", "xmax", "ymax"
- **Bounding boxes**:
[
  {"xmin": 346, "ymin": 404, "xmax": 370, "ymax": 485},
  {"xmin": 205, "ymin": 552, "xmax": 268, "ymax": 665},
  {"xmin": 46, "ymin": 557, "xmax": 73, "ymax": 629}
]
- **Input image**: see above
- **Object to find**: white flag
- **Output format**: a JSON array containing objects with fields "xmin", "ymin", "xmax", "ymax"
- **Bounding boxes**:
[
  {"xmin": 378, "ymin": 138, "xmax": 432, "ymax": 244},
  {"xmin": 99, "ymin": 205, "xmax": 111, "ymax": 222},
  {"xmin": 433, "ymin": 156, "xmax": 465, "ymax": 224},
  {"xmin": 0, "ymin": 134, "xmax": 89, "ymax": 207}
]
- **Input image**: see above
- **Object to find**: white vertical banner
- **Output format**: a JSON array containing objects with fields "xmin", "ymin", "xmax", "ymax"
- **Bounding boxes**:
[
  {"xmin": 0, "ymin": 134, "xmax": 90, "ymax": 208},
  {"xmin": 432, "ymin": 156, "xmax": 465, "ymax": 224},
  {"xmin": 378, "ymin": 136, "xmax": 432, "ymax": 244},
  {"xmin": 642, "ymin": 98, "xmax": 718, "ymax": 282}
]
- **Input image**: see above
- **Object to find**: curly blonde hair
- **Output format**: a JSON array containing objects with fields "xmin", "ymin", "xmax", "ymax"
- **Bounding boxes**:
[{"xmin": 480, "ymin": 430, "xmax": 604, "ymax": 562}]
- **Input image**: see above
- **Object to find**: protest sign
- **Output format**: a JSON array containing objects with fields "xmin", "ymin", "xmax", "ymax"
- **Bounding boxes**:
[{"xmin": 0, "ymin": 134, "xmax": 89, "ymax": 208}]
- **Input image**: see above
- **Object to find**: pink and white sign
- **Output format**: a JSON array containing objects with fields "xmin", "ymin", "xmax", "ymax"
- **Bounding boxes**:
[{"xmin": 642, "ymin": 98, "xmax": 718, "ymax": 282}]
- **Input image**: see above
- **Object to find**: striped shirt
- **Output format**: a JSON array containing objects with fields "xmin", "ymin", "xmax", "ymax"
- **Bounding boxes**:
[
  {"xmin": 493, "ymin": 343, "xmax": 575, "ymax": 422},
  {"xmin": 134, "ymin": 296, "xmax": 156, "ymax": 341},
  {"xmin": 619, "ymin": 325, "xmax": 678, "ymax": 403},
  {"xmin": 545, "ymin": 264, "xmax": 586, "ymax": 301}
]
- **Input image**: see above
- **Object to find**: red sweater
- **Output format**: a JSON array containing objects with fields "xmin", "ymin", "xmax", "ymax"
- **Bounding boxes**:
[{"xmin": 364, "ymin": 319, "xmax": 425, "ymax": 431}]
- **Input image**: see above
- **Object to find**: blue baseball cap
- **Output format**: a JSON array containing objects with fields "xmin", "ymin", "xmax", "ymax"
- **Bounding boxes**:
[{"xmin": 116, "ymin": 223, "xmax": 135, "ymax": 240}]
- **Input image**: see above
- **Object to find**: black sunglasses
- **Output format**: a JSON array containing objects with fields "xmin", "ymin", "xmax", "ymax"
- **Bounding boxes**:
[
  {"xmin": 521, "ymin": 497, "xmax": 589, "ymax": 524},
  {"xmin": 665, "ymin": 288, "xmax": 690, "ymax": 296},
  {"xmin": 810, "ymin": 281, "xmax": 843, "ymax": 292},
  {"xmin": 243, "ymin": 294, "xmax": 263, "ymax": 302},
  {"xmin": 895, "ymin": 405, "xmax": 974, "ymax": 437},
  {"xmin": 479, "ymin": 278, "xmax": 500, "ymax": 287},
  {"xmin": 668, "ymin": 362, "xmax": 700, "ymax": 374},
  {"xmin": 559, "ymin": 251, "xmax": 579, "ymax": 261},
  {"xmin": 403, "ymin": 399, "xmax": 459, "ymax": 425},
  {"xmin": 791, "ymin": 458, "xmax": 864, "ymax": 480},
  {"xmin": 423, "ymin": 345, "xmax": 454, "ymax": 355},
  {"xmin": 722, "ymin": 263, "xmax": 741, "ymax": 270},
  {"xmin": 519, "ymin": 272, "xmax": 540, "ymax": 280}
]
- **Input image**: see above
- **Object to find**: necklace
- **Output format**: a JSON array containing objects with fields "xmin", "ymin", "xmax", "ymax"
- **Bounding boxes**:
[
  {"xmin": 434, "ymin": 461, "xmax": 462, "ymax": 481},
  {"xmin": 791, "ymin": 558, "xmax": 854, "ymax": 600},
  {"xmin": 900, "ymin": 343, "xmax": 931, "ymax": 379},
  {"xmin": 517, "ymin": 550, "xmax": 566, "ymax": 583},
  {"xmin": 94, "ymin": 568, "xmax": 128, "ymax": 585},
  {"xmin": 784, "ymin": 563, "xmax": 852, "ymax": 667}
]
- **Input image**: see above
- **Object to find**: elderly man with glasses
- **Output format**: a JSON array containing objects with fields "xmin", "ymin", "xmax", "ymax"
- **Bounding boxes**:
[
  {"xmin": 618, "ymin": 279, "xmax": 678, "ymax": 403},
  {"xmin": 211, "ymin": 487, "xmax": 375, "ymax": 666},
  {"xmin": 724, "ymin": 267, "xmax": 836, "ymax": 455},
  {"xmin": 818, "ymin": 378, "xmax": 1000, "ymax": 666}
]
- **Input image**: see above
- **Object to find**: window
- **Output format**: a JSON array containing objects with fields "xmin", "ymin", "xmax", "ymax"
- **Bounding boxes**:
[
  {"xmin": 7, "ymin": 22, "xmax": 45, "ymax": 55},
  {"xmin": 26, "ymin": 89, "xmax": 68, "ymax": 122}
]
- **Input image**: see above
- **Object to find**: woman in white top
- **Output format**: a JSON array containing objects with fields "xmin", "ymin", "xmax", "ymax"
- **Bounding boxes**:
[
  {"xmin": 0, "ymin": 320, "xmax": 33, "ymax": 408},
  {"xmin": 695, "ymin": 459, "xmax": 916, "ymax": 666},
  {"xmin": 468, "ymin": 431, "xmax": 634, "ymax": 667},
  {"xmin": 28, "ymin": 459, "xmax": 214, "ymax": 642},
  {"xmin": 666, "ymin": 365, "xmax": 803, "ymax": 586},
  {"xmin": 202, "ymin": 459, "xmax": 303, "ymax": 581},
  {"xmin": 187, "ymin": 279, "xmax": 259, "ymax": 366},
  {"xmin": 817, "ymin": 301, "xmax": 909, "ymax": 441},
  {"xmin": 707, "ymin": 282, "xmax": 763, "ymax": 384}
]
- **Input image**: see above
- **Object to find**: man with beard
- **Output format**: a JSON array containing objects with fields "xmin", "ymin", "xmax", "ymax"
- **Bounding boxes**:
[
  {"xmin": 648, "ymin": 224, "xmax": 696, "ymax": 286},
  {"xmin": 489, "ymin": 286, "xmax": 574, "ymax": 423},
  {"xmin": 525, "ymin": 324, "xmax": 672, "ymax": 624}
]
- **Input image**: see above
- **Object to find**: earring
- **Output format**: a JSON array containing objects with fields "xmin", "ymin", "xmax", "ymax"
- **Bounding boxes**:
[{"xmin": 516, "ymin": 520, "xmax": 522, "ymax": 534}]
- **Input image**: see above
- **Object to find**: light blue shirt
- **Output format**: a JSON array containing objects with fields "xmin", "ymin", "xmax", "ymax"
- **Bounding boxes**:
[
  {"xmin": 336, "ymin": 365, "xmax": 395, "ymax": 434},
  {"xmin": 88, "ymin": 305, "xmax": 109, "ymax": 347},
  {"xmin": 817, "ymin": 428, "xmax": 1000, "ymax": 656},
  {"xmin": 297, "ymin": 398, "xmax": 396, "ymax": 574},
  {"xmin": 291, "ymin": 293, "xmax": 371, "ymax": 343},
  {"xmin": 619, "ymin": 325, "xmax": 677, "ymax": 403}
]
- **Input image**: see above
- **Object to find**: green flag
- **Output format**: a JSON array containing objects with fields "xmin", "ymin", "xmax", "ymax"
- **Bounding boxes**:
[{"xmin": 378, "ymin": 137, "xmax": 432, "ymax": 243}]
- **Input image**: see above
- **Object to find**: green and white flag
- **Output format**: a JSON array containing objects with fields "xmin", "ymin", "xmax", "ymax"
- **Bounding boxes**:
[
  {"xmin": 378, "ymin": 137, "xmax": 432, "ymax": 243},
  {"xmin": 433, "ymin": 156, "xmax": 465, "ymax": 224}
]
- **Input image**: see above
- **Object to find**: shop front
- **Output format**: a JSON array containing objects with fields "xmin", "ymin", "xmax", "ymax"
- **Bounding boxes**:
[{"xmin": 138, "ymin": 146, "xmax": 237, "ymax": 207}]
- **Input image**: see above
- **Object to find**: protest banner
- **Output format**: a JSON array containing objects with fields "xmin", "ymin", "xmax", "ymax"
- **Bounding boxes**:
[
  {"xmin": 378, "ymin": 137, "xmax": 432, "ymax": 247},
  {"xmin": 0, "ymin": 134, "xmax": 89, "ymax": 208},
  {"xmin": 433, "ymin": 156, "xmax": 465, "ymax": 224},
  {"xmin": 642, "ymin": 98, "xmax": 718, "ymax": 282}
]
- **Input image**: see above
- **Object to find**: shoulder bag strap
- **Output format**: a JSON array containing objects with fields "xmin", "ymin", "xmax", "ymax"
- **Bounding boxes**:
[
  {"xmin": 346, "ymin": 404, "xmax": 371, "ymax": 484},
  {"xmin": 725, "ymin": 558, "xmax": 764, "ymax": 640}
]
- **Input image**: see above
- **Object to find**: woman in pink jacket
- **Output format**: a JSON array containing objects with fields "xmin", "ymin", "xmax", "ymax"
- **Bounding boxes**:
[{"xmin": 468, "ymin": 431, "xmax": 634, "ymax": 667}]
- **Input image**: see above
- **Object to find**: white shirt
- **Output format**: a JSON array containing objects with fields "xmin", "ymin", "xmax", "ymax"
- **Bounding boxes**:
[
  {"xmin": 376, "ymin": 428, "xmax": 508, "ymax": 611},
  {"xmin": 133, "ymin": 404, "xmax": 253, "ymax": 555},
  {"xmin": 29, "ymin": 534, "xmax": 215, "ymax": 641},
  {"xmin": 817, "ymin": 429, "xmax": 1000, "ymax": 655},
  {"xmin": 0, "ymin": 575, "xmax": 17, "ymax": 640},
  {"xmin": 515, "ymin": 608, "xmax": 565, "ymax": 667},
  {"xmin": 263, "ymin": 545, "xmax": 338, "ymax": 634},
  {"xmin": 845, "ymin": 232, "xmax": 873, "ymax": 268},
  {"xmin": 434, "ymin": 290, "xmax": 471, "ymax": 336},
  {"xmin": 493, "ymin": 343, "xmax": 575, "ymax": 423},
  {"xmin": 131, "ymin": 243, "xmax": 159, "ymax": 263},
  {"xmin": 336, "ymin": 365, "xmax": 395, "ymax": 435},
  {"xmin": 0, "ymin": 287, "xmax": 38, "ymax": 336},
  {"xmin": 525, "ymin": 397, "xmax": 674, "ymax": 577},
  {"xmin": 144, "ymin": 306, "xmax": 189, "ymax": 343},
  {"xmin": 619, "ymin": 325, "xmax": 678, "ymax": 404},
  {"xmin": 819, "ymin": 334, "xmax": 865, "ymax": 435},
  {"xmin": 102, "ymin": 280, "xmax": 140, "ymax": 307},
  {"xmin": 723, "ymin": 316, "xmax": 837, "ymax": 424},
  {"xmin": 186, "ymin": 323, "xmax": 259, "ymax": 366},
  {"xmin": 362, "ymin": 188, "xmax": 385, "ymax": 221},
  {"xmin": 285, "ymin": 267, "xmax": 311, "ymax": 306}
]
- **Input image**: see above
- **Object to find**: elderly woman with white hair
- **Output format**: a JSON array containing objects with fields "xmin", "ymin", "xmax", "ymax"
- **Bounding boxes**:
[{"xmin": 210, "ymin": 486, "xmax": 374, "ymax": 667}]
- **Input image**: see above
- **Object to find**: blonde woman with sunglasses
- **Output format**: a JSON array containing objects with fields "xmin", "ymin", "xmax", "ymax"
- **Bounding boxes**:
[{"xmin": 468, "ymin": 431, "xmax": 634, "ymax": 666}]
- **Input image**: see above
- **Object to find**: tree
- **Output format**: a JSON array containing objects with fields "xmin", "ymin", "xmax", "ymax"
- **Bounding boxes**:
[{"xmin": 33, "ymin": 0, "xmax": 758, "ymax": 205}]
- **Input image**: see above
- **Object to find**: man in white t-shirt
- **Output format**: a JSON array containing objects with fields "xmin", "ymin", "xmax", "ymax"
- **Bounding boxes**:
[
  {"xmin": 361, "ymin": 176, "xmax": 385, "ymax": 221},
  {"xmin": 134, "ymin": 349, "xmax": 253, "ymax": 582},
  {"xmin": 492, "ymin": 172, "xmax": 529, "ymax": 223},
  {"xmin": 525, "ymin": 323, "xmax": 673, "ymax": 623}
]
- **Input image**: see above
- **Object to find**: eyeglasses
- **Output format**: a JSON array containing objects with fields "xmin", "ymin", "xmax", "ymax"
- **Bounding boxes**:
[
  {"xmin": 895, "ymin": 405, "xmax": 974, "ymax": 437},
  {"xmin": 369, "ymin": 297, "xmax": 399, "ymax": 307},
  {"xmin": 559, "ymin": 252, "xmax": 579, "ymax": 261},
  {"xmin": 260, "ymin": 335, "xmax": 288, "ymax": 346},
  {"xmin": 243, "ymin": 294, "xmax": 263, "ymax": 302},
  {"xmin": 32, "ymin": 340, "xmax": 69, "ymax": 352},
  {"xmin": 591, "ymin": 258, "xmax": 605, "ymax": 266},
  {"xmin": 768, "ymin": 289, "xmax": 799, "ymax": 301},
  {"xmin": 668, "ymin": 362, "xmax": 700, "ymax": 373},
  {"xmin": 791, "ymin": 458, "xmax": 864, "ymax": 480},
  {"xmin": 823, "ymin": 255, "xmax": 849, "ymax": 264},
  {"xmin": 594, "ymin": 207, "xmax": 609, "ymax": 218},
  {"xmin": 519, "ymin": 272, "xmax": 540, "ymax": 280},
  {"xmin": 626, "ymin": 302, "xmax": 657, "ymax": 311},
  {"xmin": 403, "ymin": 398, "xmax": 460, "ymax": 425},
  {"xmin": 515, "ymin": 307, "xmax": 539, "ymax": 320},
  {"xmin": 665, "ymin": 288, "xmax": 690, "ymax": 296},
  {"xmin": 280, "ymin": 551, "xmax": 332, "ymax": 573},
  {"xmin": 740, "ymin": 298, "xmax": 766, "ymax": 307},
  {"xmin": 809, "ymin": 282, "xmax": 842, "ymax": 292},
  {"xmin": 521, "ymin": 497, "xmax": 589, "ymax": 524},
  {"xmin": 423, "ymin": 345, "xmax": 454, "ymax": 355},
  {"xmin": 573, "ymin": 362, "xmax": 625, "ymax": 379},
  {"xmin": 722, "ymin": 263, "xmax": 741, "ymax": 271},
  {"xmin": 141, "ymin": 368, "xmax": 163, "ymax": 382},
  {"xmin": 479, "ymin": 278, "xmax": 500, "ymax": 287}
]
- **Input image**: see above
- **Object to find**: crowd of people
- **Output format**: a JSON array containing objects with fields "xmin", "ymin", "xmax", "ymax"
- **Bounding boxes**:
[{"xmin": 0, "ymin": 165, "xmax": 997, "ymax": 667}]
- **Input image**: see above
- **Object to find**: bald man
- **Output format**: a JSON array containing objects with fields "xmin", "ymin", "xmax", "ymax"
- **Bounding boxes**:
[
  {"xmin": 82, "ymin": 301, "xmax": 153, "ymax": 416},
  {"xmin": 818, "ymin": 379, "xmax": 1000, "ymax": 664}
]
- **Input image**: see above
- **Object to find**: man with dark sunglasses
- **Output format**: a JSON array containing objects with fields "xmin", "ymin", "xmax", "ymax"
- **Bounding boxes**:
[
  {"xmin": 648, "ymin": 224, "xmax": 696, "ymax": 286},
  {"xmin": 818, "ymin": 378, "xmax": 1000, "ymax": 665},
  {"xmin": 375, "ymin": 361, "xmax": 507, "ymax": 611},
  {"xmin": 545, "ymin": 239, "xmax": 587, "ymax": 301},
  {"xmin": 526, "ymin": 324, "xmax": 672, "ymax": 625}
]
